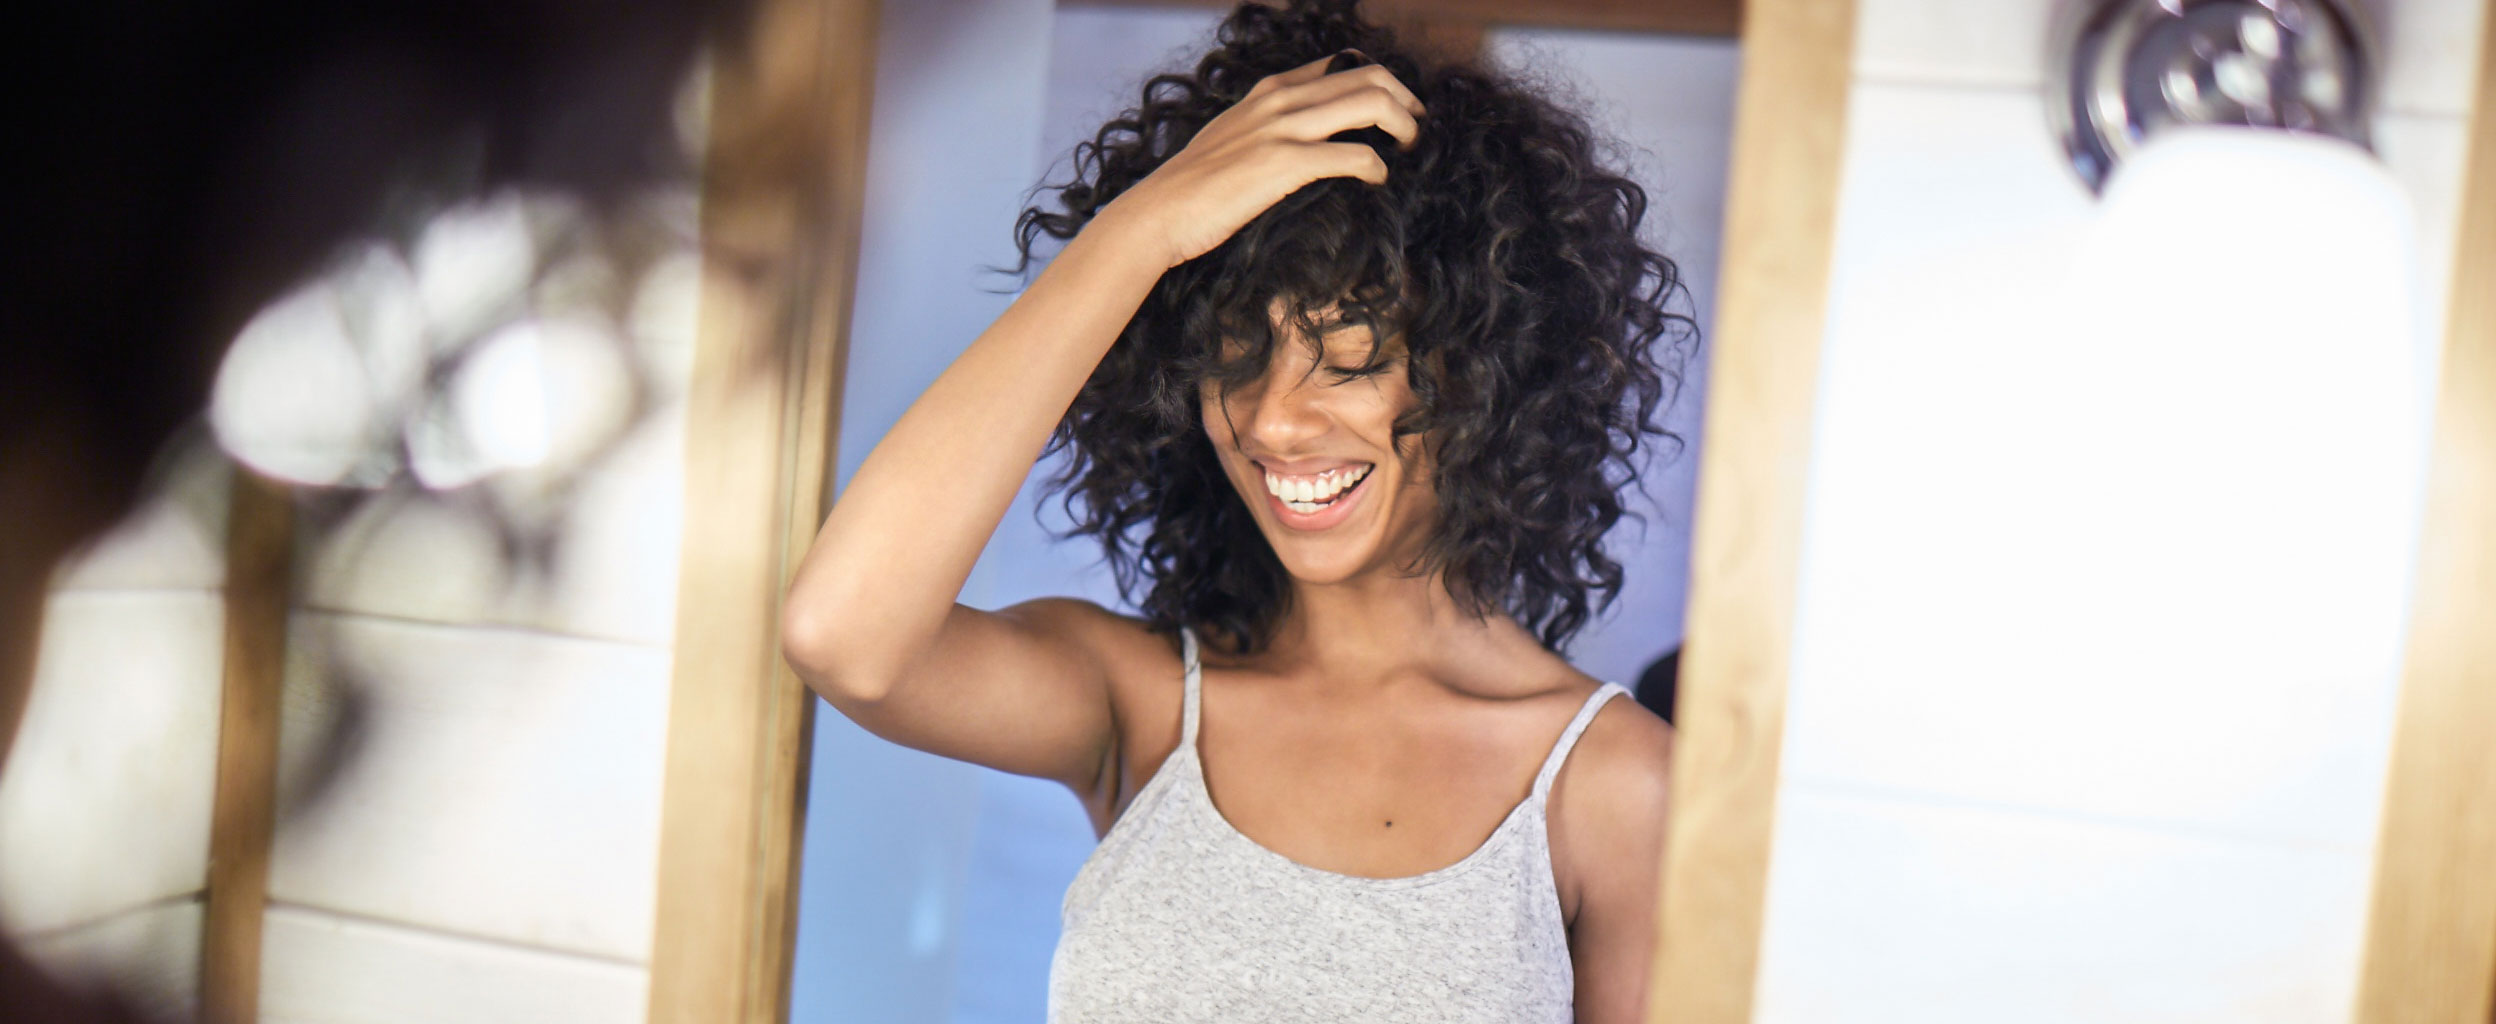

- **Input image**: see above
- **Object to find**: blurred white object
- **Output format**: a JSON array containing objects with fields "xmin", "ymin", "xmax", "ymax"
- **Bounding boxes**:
[
  {"xmin": 209, "ymin": 246, "xmax": 423, "ymax": 487},
  {"xmin": 1766, "ymin": 125, "xmax": 2431, "ymax": 1022},
  {"xmin": 406, "ymin": 316, "xmax": 634, "ymax": 491},
  {"xmin": 209, "ymin": 191, "xmax": 639, "ymax": 491},
  {"xmin": 411, "ymin": 191, "xmax": 540, "ymax": 345},
  {"xmin": 2032, "ymin": 126, "xmax": 2431, "ymax": 767}
]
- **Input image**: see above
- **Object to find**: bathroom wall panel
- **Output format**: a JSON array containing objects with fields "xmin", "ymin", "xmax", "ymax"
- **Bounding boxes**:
[
  {"xmin": 1754, "ymin": 787, "xmax": 2372, "ymax": 1024},
  {"xmin": 0, "ymin": 591, "xmax": 222, "ymax": 935},
  {"xmin": 46, "ymin": 444, "xmax": 232, "ymax": 594},
  {"xmin": 1848, "ymin": 0, "xmax": 2487, "ymax": 117},
  {"xmin": 2379, "ymin": 113, "xmax": 2477, "ymax": 381},
  {"xmin": 259, "ymin": 905, "xmax": 647, "ymax": 1024},
  {"xmin": 1850, "ymin": 0, "xmax": 2052, "ymax": 89},
  {"xmin": 2379, "ymin": 0, "xmax": 2490, "ymax": 117},
  {"xmin": 267, "ymin": 612, "xmax": 670, "ymax": 964},
  {"xmin": 294, "ymin": 405, "xmax": 690, "ymax": 650},
  {"xmin": 19, "ymin": 897, "xmax": 203, "ymax": 1023}
]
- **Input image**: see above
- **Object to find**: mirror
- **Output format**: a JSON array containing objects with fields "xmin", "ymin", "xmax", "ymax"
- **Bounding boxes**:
[{"xmin": 788, "ymin": 1, "xmax": 1741, "ymax": 1018}]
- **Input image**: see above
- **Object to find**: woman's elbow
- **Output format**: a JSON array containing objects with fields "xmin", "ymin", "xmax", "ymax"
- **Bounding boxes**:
[{"xmin": 779, "ymin": 597, "xmax": 899, "ymax": 705}]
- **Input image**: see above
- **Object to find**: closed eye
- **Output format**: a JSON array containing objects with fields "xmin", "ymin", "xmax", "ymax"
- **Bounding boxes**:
[{"xmin": 1323, "ymin": 356, "xmax": 1400, "ymax": 383}]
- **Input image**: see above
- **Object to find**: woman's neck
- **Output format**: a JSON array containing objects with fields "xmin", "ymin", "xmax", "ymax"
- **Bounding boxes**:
[{"xmin": 1255, "ymin": 566, "xmax": 1550, "ymax": 695}]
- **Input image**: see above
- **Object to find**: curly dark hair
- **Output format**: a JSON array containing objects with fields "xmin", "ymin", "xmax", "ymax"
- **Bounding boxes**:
[{"xmin": 1017, "ymin": 0, "xmax": 1697, "ymax": 655}]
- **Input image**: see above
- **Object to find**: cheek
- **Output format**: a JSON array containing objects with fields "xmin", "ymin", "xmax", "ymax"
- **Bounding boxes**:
[{"xmin": 1346, "ymin": 374, "xmax": 1419, "ymax": 443}]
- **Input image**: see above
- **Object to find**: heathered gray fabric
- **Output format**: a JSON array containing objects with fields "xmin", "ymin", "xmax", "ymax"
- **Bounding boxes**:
[{"xmin": 1048, "ymin": 627, "xmax": 1626, "ymax": 1023}]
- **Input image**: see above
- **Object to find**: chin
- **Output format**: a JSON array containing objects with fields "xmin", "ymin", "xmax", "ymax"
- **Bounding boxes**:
[
  {"xmin": 1267, "ymin": 540, "xmax": 1380, "ymax": 587},
  {"xmin": 1233, "ymin": 470, "xmax": 1434, "ymax": 589}
]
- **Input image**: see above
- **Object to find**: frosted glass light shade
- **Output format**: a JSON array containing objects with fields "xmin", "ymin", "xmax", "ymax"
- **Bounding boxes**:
[
  {"xmin": 1785, "ymin": 124, "xmax": 2430, "ymax": 831},
  {"xmin": 2045, "ymin": 127, "xmax": 2430, "ymax": 699}
]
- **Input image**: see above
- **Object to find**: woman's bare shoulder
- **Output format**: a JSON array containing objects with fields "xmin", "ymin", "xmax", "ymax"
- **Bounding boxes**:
[
  {"xmin": 1547, "ymin": 687, "xmax": 1675, "ymax": 911},
  {"xmin": 1570, "ymin": 694, "xmax": 1675, "ymax": 802}
]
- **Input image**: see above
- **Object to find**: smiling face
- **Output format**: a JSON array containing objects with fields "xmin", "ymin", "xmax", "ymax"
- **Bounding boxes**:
[{"xmin": 1199, "ymin": 305, "xmax": 1438, "ymax": 588}]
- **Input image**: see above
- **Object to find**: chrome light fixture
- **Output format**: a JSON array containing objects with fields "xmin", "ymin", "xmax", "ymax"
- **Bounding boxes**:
[{"xmin": 2050, "ymin": 0, "xmax": 2380, "ymax": 191}]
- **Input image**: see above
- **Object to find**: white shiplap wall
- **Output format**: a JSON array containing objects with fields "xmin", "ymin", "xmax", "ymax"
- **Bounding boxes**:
[
  {"xmin": 252, "ymin": 255, "xmax": 699, "ymax": 1019},
  {"xmin": 0, "ymin": 444, "xmax": 231, "ymax": 1023}
]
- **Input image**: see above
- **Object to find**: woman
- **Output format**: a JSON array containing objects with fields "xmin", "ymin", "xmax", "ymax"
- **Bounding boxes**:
[{"xmin": 782, "ymin": 1, "xmax": 1693, "ymax": 1019}]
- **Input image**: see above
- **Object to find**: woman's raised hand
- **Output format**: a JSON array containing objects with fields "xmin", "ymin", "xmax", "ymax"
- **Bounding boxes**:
[{"xmin": 1096, "ymin": 53, "xmax": 1425, "ymax": 270}]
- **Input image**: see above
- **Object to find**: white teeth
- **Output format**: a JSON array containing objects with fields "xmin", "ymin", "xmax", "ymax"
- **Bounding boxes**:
[
  {"xmin": 1326, "ymin": 465, "xmax": 1370, "ymax": 497},
  {"xmin": 1263, "ymin": 463, "xmax": 1373, "ymax": 513}
]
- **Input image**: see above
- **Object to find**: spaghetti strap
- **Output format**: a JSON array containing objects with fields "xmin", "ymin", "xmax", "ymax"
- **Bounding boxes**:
[
  {"xmin": 1530, "ymin": 683, "xmax": 1626, "ymax": 800},
  {"xmin": 1178, "ymin": 627, "xmax": 1203, "ymax": 745}
]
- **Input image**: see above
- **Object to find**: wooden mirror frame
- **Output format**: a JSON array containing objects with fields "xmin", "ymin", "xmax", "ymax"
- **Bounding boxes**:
[
  {"xmin": 2353, "ymin": 3, "xmax": 2496, "ymax": 1021},
  {"xmin": 644, "ymin": 0, "xmax": 877, "ymax": 1020}
]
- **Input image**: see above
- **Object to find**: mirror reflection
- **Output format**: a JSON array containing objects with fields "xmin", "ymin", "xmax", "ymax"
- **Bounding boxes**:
[{"xmin": 786, "ymin": 1, "xmax": 1735, "ymax": 1019}]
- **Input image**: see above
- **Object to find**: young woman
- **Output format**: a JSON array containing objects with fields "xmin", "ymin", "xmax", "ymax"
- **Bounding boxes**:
[{"xmin": 781, "ymin": 1, "xmax": 1695, "ymax": 1019}]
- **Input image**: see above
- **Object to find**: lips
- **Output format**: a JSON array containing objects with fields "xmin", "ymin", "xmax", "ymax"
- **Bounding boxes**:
[{"xmin": 1258, "ymin": 460, "xmax": 1376, "ymax": 531}]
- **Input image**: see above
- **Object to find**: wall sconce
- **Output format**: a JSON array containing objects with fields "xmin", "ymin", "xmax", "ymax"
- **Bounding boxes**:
[
  {"xmin": 2017, "ymin": 0, "xmax": 2429, "ymax": 868},
  {"xmin": 2039, "ymin": 0, "xmax": 2433, "ymax": 803},
  {"xmin": 2050, "ymin": 0, "xmax": 2379, "ymax": 191}
]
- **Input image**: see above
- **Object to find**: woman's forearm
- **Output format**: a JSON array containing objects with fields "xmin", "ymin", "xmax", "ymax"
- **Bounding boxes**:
[{"xmin": 780, "ymin": 216, "xmax": 1168, "ymax": 699}]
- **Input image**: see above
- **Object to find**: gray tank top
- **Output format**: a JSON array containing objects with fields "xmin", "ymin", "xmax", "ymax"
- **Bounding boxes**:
[{"xmin": 1047, "ymin": 627, "xmax": 1627, "ymax": 1023}]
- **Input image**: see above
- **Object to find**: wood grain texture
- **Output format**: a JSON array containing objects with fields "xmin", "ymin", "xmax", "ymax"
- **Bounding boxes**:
[
  {"xmin": 643, "ymin": 1, "xmax": 873, "ymax": 1022},
  {"xmin": 1064, "ymin": 0, "xmax": 1742, "ymax": 38},
  {"xmin": 1644, "ymin": 0, "xmax": 1853, "ymax": 1021},
  {"xmin": 199, "ymin": 468, "xmax": 292, "ymax": 1024},
  {"xmin": 2354, "ymin": 4, "xmax": 2496, "ymax": 1022},
  {"xmin": 1399, "ymin": 15, "xmax": 1487, "ymax": 63}
]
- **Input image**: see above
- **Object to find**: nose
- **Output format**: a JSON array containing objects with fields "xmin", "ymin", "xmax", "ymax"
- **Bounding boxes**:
[{"xmin": 1229, "ymin": 356, "xmax": 1328, "ymax": 456}]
